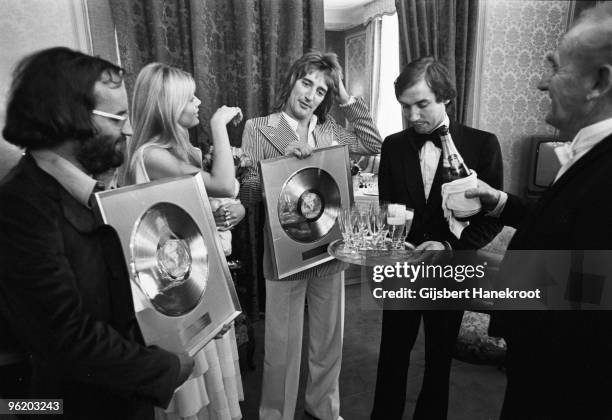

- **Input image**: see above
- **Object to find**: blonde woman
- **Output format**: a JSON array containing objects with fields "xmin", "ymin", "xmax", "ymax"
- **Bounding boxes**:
[
  {"xmin": 126, "ymin": 62, "xmax": 244, "ymax": 420},
  {"xmin": 126, "ymin": 62, "xmax": 245, "ymax": 231}
]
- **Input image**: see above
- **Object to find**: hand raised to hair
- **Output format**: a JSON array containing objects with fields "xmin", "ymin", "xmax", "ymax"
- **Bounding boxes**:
[{"xmin": 334, "ymin": 72, "xmax": 350, "ymax": 105}]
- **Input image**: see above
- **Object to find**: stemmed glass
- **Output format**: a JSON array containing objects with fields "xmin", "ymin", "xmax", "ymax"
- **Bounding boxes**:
[
  {"xmin": 338, "ymin": 204, "xmax": 406, "ymax": 252},
  {"xmin": 338, "ymin": 208, "xmax": 356, "ymax": 253},
  {"xmin": 399, "ymin": 208, "xmax": 414, "ymax": 248},
  {"xmin": 387, "ymin": 204, "xmax": 414, "ymax": 250},
  {"xmin": 353, "ymin": 207, "xmax": 369, "ymax": 249},
  {"xmin": 368, "ymin": 203, "xmax": 387, "ymax": 249},
  {"xmin": 387, "ymin": 204, "xmax": 405, "ymax": 250}
]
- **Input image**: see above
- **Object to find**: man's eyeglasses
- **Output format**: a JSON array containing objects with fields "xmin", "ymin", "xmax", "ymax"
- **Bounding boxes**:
[{"xmin": 92, "ymin": 109, "xmax": 128, "ymax": 124}]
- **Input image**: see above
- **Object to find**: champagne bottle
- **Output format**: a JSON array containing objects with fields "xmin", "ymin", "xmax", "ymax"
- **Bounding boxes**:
[
  {"xmin": 439, "ymin": 126, "xmax": 471, "ymax": 182},
  {"xmin": 438, "ymin": 126, "xmax": 481, "ymax": 220}
]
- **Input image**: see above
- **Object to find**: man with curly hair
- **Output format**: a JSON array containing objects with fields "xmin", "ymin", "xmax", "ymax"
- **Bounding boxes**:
[{"xmin": 240, "ymin": 51, "xmax": 382, "ymax": 420}]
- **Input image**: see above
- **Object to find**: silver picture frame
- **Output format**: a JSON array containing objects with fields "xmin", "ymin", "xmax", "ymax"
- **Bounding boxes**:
[
  {"xmin": 260, "ymin": 144, "xmax": 353, "ymax": 279},
  {"xmin": 93, "ymin": 172, "xmax": 241, "ymax": 357}
]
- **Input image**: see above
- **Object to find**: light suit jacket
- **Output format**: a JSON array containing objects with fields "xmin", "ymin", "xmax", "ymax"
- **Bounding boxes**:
[{"xmin": 240, "ymin": 98, "xmax": 382, "ymax": 281}]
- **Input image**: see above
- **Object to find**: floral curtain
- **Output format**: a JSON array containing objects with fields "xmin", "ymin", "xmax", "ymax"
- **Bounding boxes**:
[
  {"xmin": 110, "ymin": 0, "xmax": 325, "ymax": 319},
  {"xmin": 395, "ymin": 0, "xmax": 478, "ymax": 123},
  {"xmin": 109, "ymin": 0, "xmax": 193, "ymax": 97},
  {"xmin": 111, "ymin": 0, "xmax": 323, "ymax": 147}
]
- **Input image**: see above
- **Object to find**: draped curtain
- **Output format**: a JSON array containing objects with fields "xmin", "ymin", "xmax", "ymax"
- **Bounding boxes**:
[
  {"xmin": 110, "ymin": 0, "xmax": 324, "ymax": 319},
  {"xmin": 395, "ymin": 0, "xmax": 478, "ymax": 123},
  {"xmin": 365, "ymin": 18, "xmax": 382, "ymax": 124},
  {"xmin": 364, "ymin": 0, "xmax": 397, "ymax": 125}
]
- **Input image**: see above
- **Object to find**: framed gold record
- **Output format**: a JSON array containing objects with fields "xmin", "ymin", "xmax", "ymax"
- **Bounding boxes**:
[
  {"xmin": 93, "ymin": 173, "xmax": 240, "ymax": 357},
  {"xmin": 260, "ymin": 145, "xmax": 353, "ymax": 279}
]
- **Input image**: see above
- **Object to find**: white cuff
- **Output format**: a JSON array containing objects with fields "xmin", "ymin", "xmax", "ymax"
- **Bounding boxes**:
[
  {"xmin": 449, "ymin": 216, "xmax": 469, "ymax": 239},
  {"xmin": 486, "ymin": 191, "xmax": 508, "ymax": 218}
]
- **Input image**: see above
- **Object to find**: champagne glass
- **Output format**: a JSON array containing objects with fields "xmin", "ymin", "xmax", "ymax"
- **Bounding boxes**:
[
  {"xmin": 354, "ymin": 207, "xmax": 369, "ymax": 249},
  {"xmin": 368, "ymin": 203, "xmax": 386, "ymax": 249},
  {"xmin": 376, "ymin": 203, "xmax": 389, "ymax": 249},
  {"xmin": 367, "ymin": 204, "xmax": 379, "ymax": 248},
  {"xmin": 337, "ymin": 208, "xmax": 350, "ymax": 249},
  {"xmin": 348, "ymin": 207, "xmax": 362, "ymax": 249},
  {"xmin": 387, "ymin": 203, "xmax": 406, "ymax": 250},
  {"xmin": 399, "ymin": 208, "xmax": 414, "ymax": 248}
]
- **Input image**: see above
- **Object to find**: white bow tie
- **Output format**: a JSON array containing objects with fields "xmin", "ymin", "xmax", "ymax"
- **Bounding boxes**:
[{"xmin": 554, "ymin": 143, "xmax": 572, "ymax": 166}]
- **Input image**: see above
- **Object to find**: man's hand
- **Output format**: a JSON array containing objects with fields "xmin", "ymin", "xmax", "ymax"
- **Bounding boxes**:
[
  {"xmin": 285, "ymin": 143, "xmax": 313, "ymax": 159},
  {"xmin": 175, "ymin": 352, "xmax": 194, "ymax": 388},
  {"xmin": 415, "ymin": 240, "xmax": 447, "ymax": 251},
  {"xmin": 464, "ymin": 179, "xmax": 502, "ymax": 212},
  {"xmin": 415, "ymin": 241, "xmax": 451, "ymax": 264},
  {"xmin": 335, "ymin": 74, "xmax": 350, "ymax": 105}
]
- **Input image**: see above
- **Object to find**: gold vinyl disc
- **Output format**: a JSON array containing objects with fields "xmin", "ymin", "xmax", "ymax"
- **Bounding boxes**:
[
  {"xmin": 277, "ymin": 167, "xmax": 341, "ymax": 243},
  {"xmin": 130, "ymin": 203, "xmax": 209, "ymax": 316}
]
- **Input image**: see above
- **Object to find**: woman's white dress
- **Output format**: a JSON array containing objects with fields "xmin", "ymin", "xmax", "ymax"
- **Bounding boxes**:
[{"xmin": 129, "ymin": 143, "xmax": 243, "ymax": 420}]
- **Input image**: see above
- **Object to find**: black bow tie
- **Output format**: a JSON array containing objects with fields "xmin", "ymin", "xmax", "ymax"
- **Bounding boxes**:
[{"xmin": 412, "ymin": 126, "xmax": 447, "ymax": 149}]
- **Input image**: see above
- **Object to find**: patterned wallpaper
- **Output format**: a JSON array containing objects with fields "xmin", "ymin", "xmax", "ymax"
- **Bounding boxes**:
[{"xmin": 475, "ymin": 0, "xmax": 571, "ymax": 194}]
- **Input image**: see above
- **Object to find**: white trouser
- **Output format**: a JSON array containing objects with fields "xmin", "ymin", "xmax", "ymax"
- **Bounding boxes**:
[{"xmin": 259, "ymin": 272, "xmax": 345, "ymax": 420}]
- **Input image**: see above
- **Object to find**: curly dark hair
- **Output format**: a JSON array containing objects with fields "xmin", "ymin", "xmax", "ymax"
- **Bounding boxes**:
[
  {"xmin": 394, "ymin": 56, "xmax": 456, "ymax": 104},
  {"xmin": 2, "ymin": 47, "xmax": 123, "ymax": 150},
  {"xmin": 273, "ymin": 51, "xmax": 342, "ymax": 123}
]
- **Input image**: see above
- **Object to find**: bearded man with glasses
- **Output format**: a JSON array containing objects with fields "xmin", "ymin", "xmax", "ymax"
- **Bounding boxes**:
[{"xmin": 0, "ymin": 47, "xmax": 193, "ymax": 419}]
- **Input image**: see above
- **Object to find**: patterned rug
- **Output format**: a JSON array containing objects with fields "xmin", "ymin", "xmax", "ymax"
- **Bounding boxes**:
[{"xmin": 455, "ymin": 311, "xmax": 506, "ymax": 366}]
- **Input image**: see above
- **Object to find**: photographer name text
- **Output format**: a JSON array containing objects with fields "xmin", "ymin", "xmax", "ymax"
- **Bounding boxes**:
[{"xmin": 372, "ymin": 287, "xmax": 542, "ymax": 301}]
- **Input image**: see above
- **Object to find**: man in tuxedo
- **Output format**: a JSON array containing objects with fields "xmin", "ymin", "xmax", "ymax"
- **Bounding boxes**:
[
  {"xmin": 240, "ymin": 51, "xmax": 381, "ymax": 420},
  {"xmin": 371, "ymin": 57, "xmax": 503, "ymax": 420},
  {"xmin": 0, "ymin": 47, "xmax": 193, "ymax": 419},
  {"xmin": 467, "ymin": 3, "xmax": 612, "ymax": 418}
]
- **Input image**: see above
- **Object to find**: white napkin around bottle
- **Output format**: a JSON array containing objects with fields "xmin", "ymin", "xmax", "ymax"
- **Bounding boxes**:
[{"xmin": 441, "ymin": 170, "xmax": 481, "ymax": 238}]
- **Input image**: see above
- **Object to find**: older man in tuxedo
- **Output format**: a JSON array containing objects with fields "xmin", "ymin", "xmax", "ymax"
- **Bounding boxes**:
[
  {"xmin": 0, "ymin": 47, "xmax": 192, "ymax": 419},
  {"xmin": 240, "ymin": 51, "xmax": 381, "ymax": 420},
  {"xmin": 467, "ymin": 3, "xmax": 612, "ymax": 418}
]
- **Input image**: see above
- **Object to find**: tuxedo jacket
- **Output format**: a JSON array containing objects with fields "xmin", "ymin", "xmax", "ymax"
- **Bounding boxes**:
[
  {"xmin": 489, "ymin": 133, "xmax": 612, "ymax": 417},
  {"xmin": 240, "ymin": 98, "xmax": 382, "ymax": 281},
  {"xmin": 0, "ymin": 154, "xmax": 180, "ymax": 419},
  {"xmin": 378, "ymin": 120, "xmax": 503, "ymax": 249}
]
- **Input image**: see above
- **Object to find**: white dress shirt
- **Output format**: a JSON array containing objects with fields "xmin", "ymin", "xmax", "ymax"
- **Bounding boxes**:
[
  {"xmin": 419, "ymin": 114, "xmax": 449, "ymax": 200},
  {"xmin": 554, "ymin": 117, "xmax": 612, "ymax": 181},
  {"xmin": 282, "ymin": 112, "xmax": 319, "ymax": 148}
]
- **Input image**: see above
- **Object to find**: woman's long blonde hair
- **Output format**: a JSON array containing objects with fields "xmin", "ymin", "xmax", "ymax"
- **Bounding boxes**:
[{"xmin": 127, "ymin": 62, "xmax": 200, "ymax": 177}]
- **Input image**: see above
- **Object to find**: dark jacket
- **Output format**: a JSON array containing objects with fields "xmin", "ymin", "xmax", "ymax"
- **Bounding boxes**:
[
  {"xmin": 378, "ymin": 120, "xmax": 504, "ymax": 249},
  {"xmin": 0, "ymin": 154, "xmax": 180, "ymax": 419},
  {"xmin": 371, "ymin": 121, "xmax": 504, "ymax": 420},
  {"xmin": 490, "ymin": 134, "xmax": 612, "ymax": 418}
]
